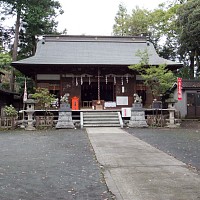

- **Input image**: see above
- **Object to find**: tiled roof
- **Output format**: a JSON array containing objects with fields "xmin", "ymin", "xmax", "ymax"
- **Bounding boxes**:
[
  {"xmin": 12, "ymin": 35, "xmax": 182, "ymax": 66},
  {"xmin": 182, "ymin": 80, "xmax": 200, "ymax": 89}
]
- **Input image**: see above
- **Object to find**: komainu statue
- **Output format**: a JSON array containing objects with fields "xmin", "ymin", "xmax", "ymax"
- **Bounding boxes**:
[{"xmin": 133, "ymin": 93, "xmax": 142, "ymax": 103}]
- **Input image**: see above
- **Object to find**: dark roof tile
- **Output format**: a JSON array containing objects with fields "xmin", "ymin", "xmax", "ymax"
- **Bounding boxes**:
[{"xmin": 12, "ymin": 35, "xmax": 182, "ymax": 66}]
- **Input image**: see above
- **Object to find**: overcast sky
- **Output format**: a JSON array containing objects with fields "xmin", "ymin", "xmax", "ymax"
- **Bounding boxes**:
[{"xmin": 57, "ymin": 0, "xmax": 166, "ymax": 35}]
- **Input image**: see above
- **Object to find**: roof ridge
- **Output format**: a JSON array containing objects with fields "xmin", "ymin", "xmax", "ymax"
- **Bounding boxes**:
[{"xmin": 42, "ymin": 35, "xmax": 147, "ymax": 43}]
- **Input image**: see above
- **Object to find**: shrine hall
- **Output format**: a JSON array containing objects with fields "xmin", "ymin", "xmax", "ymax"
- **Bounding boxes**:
[{"xmin": 12, "ymin": 35, "xmax": 182, "ymax": 109}]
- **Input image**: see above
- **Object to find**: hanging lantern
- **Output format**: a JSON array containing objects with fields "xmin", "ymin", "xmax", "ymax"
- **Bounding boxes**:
[
  {"xmin": 76, "ymin": 77, "xmax": 78, "ymax": 86},
  {"xmin": 126, "ymin": 74, "xmax": 129, "ymax": 83},
  {"xmin": 105, "ymin": 75, "xmax": 108, "ymax": 84},
  {"xmin": 121, "ymin": 76, "xmax": 123, "ymax": 85}
]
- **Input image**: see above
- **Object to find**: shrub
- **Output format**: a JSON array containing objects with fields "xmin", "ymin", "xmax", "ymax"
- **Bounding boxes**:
[{"xmin": 3, "ymin": 105, "xmax": 18, "ymax": 117}]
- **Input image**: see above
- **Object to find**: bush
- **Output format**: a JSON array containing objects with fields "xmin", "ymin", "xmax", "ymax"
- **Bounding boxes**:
[
  {"xmin": 3, "ymin": 105, "xmax": 18, "ymax": 117},
  {"xmin": 31, "ymin": 87, "xmax": 56, "ymax": 109}
]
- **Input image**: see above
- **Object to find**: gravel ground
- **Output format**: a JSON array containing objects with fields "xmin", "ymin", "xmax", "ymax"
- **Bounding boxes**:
[
  {"xmin": 0, "ymin": 129, "xmax": 115, "ymax": 200},
  {"xmin": 126, "ymin": 125, "xmax": 200, "ymax": 173}
]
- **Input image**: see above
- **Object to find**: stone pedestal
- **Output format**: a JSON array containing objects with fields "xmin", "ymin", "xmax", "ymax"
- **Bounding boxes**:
[
  {"xmin": 166, "ymin": 108, "xmax": 179, "ymax": 128},
  {"xmin": 128, "ymin": 103, "xmax": 148, "ymax": 128},
  {"xmin": 25, "ymin": 111, "xmax": 36, "ymax": 131},
  {"xmin": 56, "ymin": 103, "xmax": 74, "ymax": 129}
]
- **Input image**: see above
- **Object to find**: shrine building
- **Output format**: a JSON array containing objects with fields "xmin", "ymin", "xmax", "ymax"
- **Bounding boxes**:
[{"xmin": 12, "ymin": 35, "xmax": 182, "ymax": 110}]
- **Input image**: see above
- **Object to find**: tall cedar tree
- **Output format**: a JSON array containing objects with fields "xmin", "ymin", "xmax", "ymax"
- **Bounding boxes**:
[
  {"xmin": 113, "ymin": 2, "xmax": 183, "ymax": 65},
  {"xmin": 0, "ymin": 0, "xmax": 63, "ymax": 90},
  {"xmin": 177, "ymin": 0, "xmax": 200, "ymax": 78}
]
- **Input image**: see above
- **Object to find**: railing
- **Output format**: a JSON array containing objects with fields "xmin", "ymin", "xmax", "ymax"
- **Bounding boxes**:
[
  {"xmin": 82, "ymin": 101, "xmax": 92, "ymax": 108},
  {"xmin": 146, "ymin": 114, "xmax": 167, "ymax": 127},
  {"xmin": 0, "ymin": 108, "xmax": 180, "ymax": 130},
  {"xmin": 35, "ymin": 116, "xmax": 54, "ymax": 128},
  {"xmin": 0, "ymin": 117, "xmax": 16, "ymax": 129},
  {"xmin": 145, "ymin": 109, "xmax": 180, "ymax": 127},
  {"xmin": 118, "ymin": 112, "xmax": 123, "ymax": 128}
]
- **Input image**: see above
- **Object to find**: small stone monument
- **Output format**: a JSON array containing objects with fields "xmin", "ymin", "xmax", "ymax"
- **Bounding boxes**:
[
  {"xmin": 128, "ymin": 93, "xmax": 148, "ymax": 128},
  {"xmin": 25, "ymin": 99, "xmax": 36, "ymax": 131},
  {"xmin": 56, "ymin": 93, "xmax": 75, "ymax": 129}
]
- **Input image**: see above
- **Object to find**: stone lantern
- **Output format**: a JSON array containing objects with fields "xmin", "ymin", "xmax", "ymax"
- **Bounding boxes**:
[
  {"xmin": 25, "ymin": 99, "xmax": 36, "ymax": 131},
  {"xmin": 165, "ymin": 94, "xmax": 178, "ymax": 128},
  {"xmin": 165, "ymin": 94, "xmax": 177, "ymax": 109}
]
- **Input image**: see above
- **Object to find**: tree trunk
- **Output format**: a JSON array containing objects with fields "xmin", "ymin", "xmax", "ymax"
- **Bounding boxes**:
[
  {"xmin": 189, "ymin": 51, "xmax": 195, "ymax": 79},
  {"xmin": 195, "ymin": 50, "xmax": 200, "ymax": 73},
  {"xmin": 10, "ymin": 10, "xmax": 21, "ymax": 91},
  {"xmin": 31, "ymin": 35, "xmax": 37, "ymax": 56}
]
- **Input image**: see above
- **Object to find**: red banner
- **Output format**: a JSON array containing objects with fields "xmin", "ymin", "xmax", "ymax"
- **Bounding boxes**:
[{"xmin": 177, "ymin": 77, "xmax": 182, "ymax": 100}]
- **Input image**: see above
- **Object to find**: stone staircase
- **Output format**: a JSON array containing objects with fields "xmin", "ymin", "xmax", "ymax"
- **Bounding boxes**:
[{"xmin": 81, "ymin": 111, "xmax": 123, "ymax": 128}]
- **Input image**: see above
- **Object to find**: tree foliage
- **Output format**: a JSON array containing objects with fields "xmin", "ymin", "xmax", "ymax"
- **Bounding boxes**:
[
  {"xmin": 0, "ymin": 0, "xmax": 63, "ymax": 92},
  {"xmin": 176, "ymin": 0, "xmax": 200, "ymax": 78},
  {"xmin": 113, "ymin": 4, "xmax": 129, "ymax": 36},
  {"xmin": 149, "ymin": 3, "xmax": 181, "ymax": 60},
  {"xmin": 113, "ymin": 1, "xmax": 200, "ymax": 79},
  {"xmin": 113, "ymin": 2, "xmax": 181, "ymax": 60},
  {"xmin": 31, "ymin": 87, "xmax": 56, "ymax": 109},
  {"xmin": 128, "ymin": 7, "xmax": 150, "ymax": 37},
  {"xmin": 0, "ymin": 0, "xmax": 63, "ymax": 58},
  {"xmin": 19, "ymin": 0, "xmax": 64, "ymax": 58},
  {"xmin": 129, "ymin": 50, "xmax": 176, "ymax": 99},
  {"xmin": 0, "ymin": 48, "xmax": 11, "ymax": 69},
  {"xmin": 113, "ymin": 5, "xmax": 150, "ymax": 37},
  {"xmin": 3, "ymin": 104, "xmax": 18, "ymax": 117}
]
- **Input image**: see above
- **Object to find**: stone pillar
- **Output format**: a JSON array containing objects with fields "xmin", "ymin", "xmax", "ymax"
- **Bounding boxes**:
[{"xmin": 128, "ymin": 103, "xmax": 148, "ymax": 128}]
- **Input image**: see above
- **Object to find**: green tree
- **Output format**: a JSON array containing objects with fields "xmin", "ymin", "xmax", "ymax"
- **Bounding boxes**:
[
  {"xmin": 0, "ymin": 46, "xmax": 12, "ymax": 90},
  {"xmin": 0, "ymin": 48, "xmax": 11, "ymax": 69},
  {"xmin": 0, "ymin": 0, "xmax": 63, "ymax": 91},
  {"xmin": 129, "ymin": 50, "xmax": 176, "ymax": 99},
  {"xmin": 113, "ymin": 5, "xmax": 150, "ymax": 37},
  {"xmin": 149, "ymin": 3, "xmax": 181, "ymax": 57},
  {"xmin": 176, "ymin": 0, "xmax": 200, "ymax": 78},
  {"xmin": 18, "ymin": 0, "xmax": 63, "ymax": 58},
  {"xmin": 112, "ymin": 2, "xmax": 182, "ymax": 61},
  {"xmin": 113, "ymin": 4, "xmax": 129, "ymax": 36},
  {"xmin": 0, "ymin": 0, "xmax": 63, "ymax": 58},
  {"xmin": 31, "ymin": 87, "xmax": 56, "ymax": 109},
  {"xmin": 128, "ymin": 7, "xmax": 150, "ymax": 37}
]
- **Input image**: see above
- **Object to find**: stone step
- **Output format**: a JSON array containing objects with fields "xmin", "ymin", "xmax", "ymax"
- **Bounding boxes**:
[
  {"xmin": 84, "ymin": 121, "xmax": 120, "ymax": 124},
  {"xmin": 82, "ymin": 111, "xmax": 121, "ymax": 128},
  {"xmin": 84, "ymin": 124, "xmax": 121, "ymax": 127},
  {"xmin": 84, "ymin": 117, "xmax": 118, "ymax": 120},
  {"xmin": 83, "ymin": 113, "xmax": 118, "ymax": 115},
  {"xmin": 83, "ymin": 113, "xmax": 118, "ymax": 116}
]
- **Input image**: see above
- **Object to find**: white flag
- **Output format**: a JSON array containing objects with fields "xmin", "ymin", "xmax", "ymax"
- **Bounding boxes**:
[{"xmin": 23, "ymin": 78, "xmax": 27, "ymax": 102}]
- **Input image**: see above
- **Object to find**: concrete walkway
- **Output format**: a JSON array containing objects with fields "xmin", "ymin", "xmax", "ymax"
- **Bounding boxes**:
[{"xmin": 86, "ymin": 128, "xmax": 200, "ymax": 200}]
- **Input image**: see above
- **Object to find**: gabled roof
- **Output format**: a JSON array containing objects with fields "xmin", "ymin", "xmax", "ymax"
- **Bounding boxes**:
[{"xmin": 12, "ymin": 35, "xmax": 182, "ymax": 67}]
